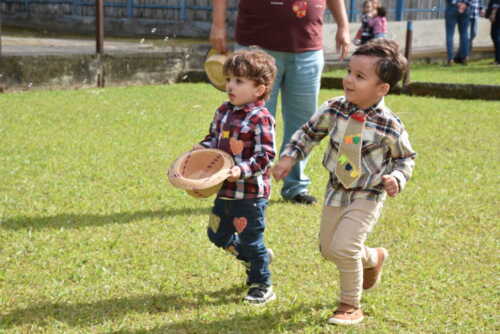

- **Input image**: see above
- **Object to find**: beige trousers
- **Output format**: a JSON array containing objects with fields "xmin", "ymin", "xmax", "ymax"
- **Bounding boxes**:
[{"xmin": 319, "ymin": 199, "xmax": 384, "ymax": 308}]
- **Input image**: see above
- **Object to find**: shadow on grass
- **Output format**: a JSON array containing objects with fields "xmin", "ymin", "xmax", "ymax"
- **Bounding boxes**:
[
  {"xmin": 113, "ymin": 304, "xmax": 327, "ymax": 334},
  {"xmin": 1, "ymin": 207, "xmax": 211, "ymax": 231},
  {"xmin": 2, "ymin": 286, "xmax": 325, "ymax": 333},
  {"xmin": 1, "ymin": 199, "xmax": 297, "ymax": 231},
  {"xmin": 1, "ymin": 285, "xmax": 244, "ymax": 329}
]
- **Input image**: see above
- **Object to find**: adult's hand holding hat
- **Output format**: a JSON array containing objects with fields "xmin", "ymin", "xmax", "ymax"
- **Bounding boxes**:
[{"xmin": 204, "ymin": 48, "xmax": 232, "ymax": 91}]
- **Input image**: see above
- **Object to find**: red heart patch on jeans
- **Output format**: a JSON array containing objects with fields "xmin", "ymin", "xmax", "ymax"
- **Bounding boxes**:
[{"xmin": 233, "ymin": 217, "xmax": 247, "ymax": 233}]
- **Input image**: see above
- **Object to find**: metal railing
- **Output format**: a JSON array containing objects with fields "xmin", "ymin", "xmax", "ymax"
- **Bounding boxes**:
[{"xmin": 2, "ymin": 0, "xmax": 445, "ymax": 21}]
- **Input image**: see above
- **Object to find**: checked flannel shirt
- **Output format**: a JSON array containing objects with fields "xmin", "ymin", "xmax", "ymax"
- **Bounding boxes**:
[
  {"xmin": 469, "ymin": 0, "xmax": 485, "ymax": 18},
  {"xmin": 282, "ymin": 96, "xmax": 416, "ymax": 207},
  {"xmin": 199, "ymin": 100, "xmax": 276, "ymax": 200}
]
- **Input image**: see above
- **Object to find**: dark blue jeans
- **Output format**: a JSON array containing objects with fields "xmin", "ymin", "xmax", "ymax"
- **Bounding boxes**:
[
  {"xmin": 469, "ymin": 17, "xmax": 479, "ymax": 54},
  {"xmin": 207, "ymin": 198, "xmax": 271, "ymax": 286},
  {"xmin": 445, "ymin": 5, "xmax": 471, "ymax": 61},
  {"xmin": 492, "ymin": 20, "xmax": 500, "ymax": 63}
]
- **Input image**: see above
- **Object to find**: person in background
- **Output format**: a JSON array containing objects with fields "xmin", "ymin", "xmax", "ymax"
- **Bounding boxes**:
[
  {"xmin": 486, "ymin": 0, "xmax": 500, "ymax": 64},
  {"xmin": 370, "ymin": 0, "xmax": 381, "ymax": 15},
  {"xmin": 210, "ymin": 0, "xmax": 350, "ymax": 205},
  {"xmin": 445, "ymin": 0, "xmax": 471, "ymax": 66},
  {"xmin": 372, "ymin": 6, "xmax": 388, "ymax": 39},
  {"xmin": 465, "ymin": 0, "xmax": 485, "ymax": 58},
  {"xmin": 354, "ymin": 0, "xmax": 375, "ymax": 45}
]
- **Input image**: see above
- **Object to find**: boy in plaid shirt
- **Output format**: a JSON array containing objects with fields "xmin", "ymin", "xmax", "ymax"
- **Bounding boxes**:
[
  {"xmin": 273, "ymin": 39, "xmax": 416, "ymax": 324},
  {"xmin": 195, "ymin": 49, "xmax": 277, "ymax": 304}
]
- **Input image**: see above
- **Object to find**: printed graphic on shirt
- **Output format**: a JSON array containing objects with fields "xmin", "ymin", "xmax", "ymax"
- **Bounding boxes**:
[
  {"xmin": 208, "ymin": 213, "xmax": 220, "ymax": 233},
  {"xmin": 233, "ymin": 216, "xmax": 248, "ymax": 233},
  {"xmin": 292, "ymin": 0, "xmax": 308, "ymax": 18}
]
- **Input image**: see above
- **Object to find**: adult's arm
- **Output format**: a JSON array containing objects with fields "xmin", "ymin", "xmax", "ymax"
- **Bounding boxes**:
[
  {"xmin": 210, "ymin": 0, "xmax": 228, "ymax": 53},
  {"xmin": 327, "ymin": 0, "xmax": 351, "ymax": 60}
]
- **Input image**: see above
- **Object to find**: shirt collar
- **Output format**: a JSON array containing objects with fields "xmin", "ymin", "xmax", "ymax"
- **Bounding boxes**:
[
  {"xmin": 229, "ymin": 99, "xmax": 265, "ymax": 113},
  {"xmin": 345, "ymin": 97, "xmax": 385, "ymax": 117}
]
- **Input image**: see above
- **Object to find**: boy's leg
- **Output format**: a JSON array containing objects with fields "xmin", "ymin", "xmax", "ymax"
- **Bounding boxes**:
[
  {"xmin": 231, "ymin": 198, "xmax": 271, "ymax": 287},
  {"xmin": 207, "ymin": 198, "xmax": 248, "ymax": 261},
  {"xmin": 319, "ymin": 200, "xmax": 383, "ymax": 309}
]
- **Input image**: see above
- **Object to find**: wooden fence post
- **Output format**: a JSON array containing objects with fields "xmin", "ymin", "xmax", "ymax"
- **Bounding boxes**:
[{"xmin": 403, "ymin": 20, "xmax": 413, "ymax": 87}]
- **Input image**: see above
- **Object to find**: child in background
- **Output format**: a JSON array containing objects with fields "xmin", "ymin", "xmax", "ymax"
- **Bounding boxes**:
[
  {"xmin": 371, "ymin": 0, "xmax": 381, "ymax": 15},
  {"xmin": 272, "ymin": 39, "xmax": 416, "ymax": 325},
  {"xmin": 372, "ymin": 6, "xmax": 388, "ymax": 38},
  {"xmin": 194, "ymin": 49, "xmax": 277, "ymax": 304},
  {"xmin": 354, "ymin": 0, "xmax": 374, "ymax": 45}
]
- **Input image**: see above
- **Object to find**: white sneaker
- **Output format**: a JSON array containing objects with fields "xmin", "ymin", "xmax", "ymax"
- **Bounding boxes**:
[{"xmin": 244, "ymin": 284, "xmax": 276, "ymax": 305}]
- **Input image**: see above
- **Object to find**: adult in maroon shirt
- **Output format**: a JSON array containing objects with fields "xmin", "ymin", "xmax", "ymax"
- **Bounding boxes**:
[{"xmin": 210, "ymin": 0, "xmax": 350, "ymax": 205}]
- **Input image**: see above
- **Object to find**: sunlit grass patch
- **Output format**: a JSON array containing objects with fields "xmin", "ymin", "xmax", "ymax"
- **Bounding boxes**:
[{"xmin": 1, "ymin": 84, "xmax": 498, "ymax": 333}]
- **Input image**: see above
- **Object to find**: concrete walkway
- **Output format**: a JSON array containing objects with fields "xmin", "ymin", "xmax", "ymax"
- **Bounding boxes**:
[
  {"xmin": 0, "ymin": 20, "xmax": 496, "ymax": 93},
  {"xmin": 1, "ymin": 35, "xmax": 173, "ymax": 56}
]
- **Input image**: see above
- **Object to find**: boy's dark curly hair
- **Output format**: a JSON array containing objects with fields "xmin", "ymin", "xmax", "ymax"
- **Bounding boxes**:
[
  {"xmin": 353, "ymin": 39, "xmax": 407, "ymax": 88},
  {"xmin": 223, "ymin": 49, "xmax": 277, "ymax": 100}
]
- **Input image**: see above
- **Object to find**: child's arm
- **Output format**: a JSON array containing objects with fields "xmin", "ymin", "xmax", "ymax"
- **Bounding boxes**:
[
  {"xmin": 386, "ymin": 128, "xmax": 416, "ymax": 196},
  {"xmin": 272, "ymin": 101, "xmax": 335, "ymax": 180},
  {"xmin": 272, "ymin": 156, "xmax": 295, "ymax": 180},
  {"xmin": 234, "ymin": 114, "xmax": 276, "ymax": 179},
  {"xmin": 197, "ymin": 106, "xmax": 225, "ymax": 149}
]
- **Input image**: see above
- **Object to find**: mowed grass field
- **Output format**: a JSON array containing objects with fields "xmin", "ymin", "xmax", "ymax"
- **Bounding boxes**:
[
  {"xmin": 0, "ymin": 84, "xmax": 498, "ymax": 333},
  {"xmin": 324, "ymin": 58, "xmax": 500, "ymax": 85}
]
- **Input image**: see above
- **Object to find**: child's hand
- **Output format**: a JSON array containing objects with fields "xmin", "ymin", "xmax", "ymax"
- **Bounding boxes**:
[
  {"xmin": 192, "ymin": 144, "xmax": 205, "ymax": 151},
  {"xmin": 382, "ymin": 175, "xmax": 399, "ymax": 197},
  {"xmin": 457, "ymin": 2, "xmax": 467, "ymax": 13},
  {"xmin": 227, "ymin": 166, "xmax": 241, "ymax": 182},
  {"xmin": 272, "ymin": 156, "xmax": 296, "ymax": 181}
]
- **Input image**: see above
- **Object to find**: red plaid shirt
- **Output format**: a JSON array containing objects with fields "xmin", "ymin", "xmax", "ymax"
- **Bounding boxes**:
[{"xmin": 199, "ymin": 100, "xmax": 276, "ymax": 199}]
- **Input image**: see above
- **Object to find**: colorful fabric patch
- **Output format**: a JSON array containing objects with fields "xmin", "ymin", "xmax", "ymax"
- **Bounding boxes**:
[
  {"xmin": 229, "ymin": 137, "xmax": 244, "ymax": 155},
  {"xmin": 233, "ymin": 217, "xmax": 248, "ymax": 233},
  {"xmin": 338, "ymin": 154, "xmax": 348, "ymax": 164},
  {"xmin": 292, "ymin": 1, "xmax": 307, "ymax": 18},
  {"xmin": 351, "ymin": 112, "xmax": 366, "ymax": 123},
  {"xmin": 343, "ymin": 134, "xmax": 361, "ymax": 145},
  {"xmin": 345, "ymin": 163, "xmax": 353, "ymax": 171},
  {"xmin": 350, "ymin": 169, "xmax": 360, "ymax": 178},
  {"xmin": 222, "ymin": 130, "xmax": 230, "ymax": 138},
  {"xmin": 226, "ymin": 245, "xmax": 239, "ymax": 257},
  {"xmin": 208, "ymin": 213, "xmax": 220, "ymax": 233}
]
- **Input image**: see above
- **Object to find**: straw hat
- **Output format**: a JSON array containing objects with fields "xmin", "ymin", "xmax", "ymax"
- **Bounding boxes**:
[
  {"xmin": 204, "ymin": 48, "xmax": 231, "ymax": 91},
  {"xmin": 168, "ymin": 148, "xmax": 234, "ymax": 198}
]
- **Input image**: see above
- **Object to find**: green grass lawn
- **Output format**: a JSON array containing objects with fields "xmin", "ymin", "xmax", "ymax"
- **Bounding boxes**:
[
  {"xmin": 1, "ymin": 84, "xmax": 498, "ymax": 333},
  {"xmin": 324, "ymin": 58, "xmax": 500, "ymax": 85}
]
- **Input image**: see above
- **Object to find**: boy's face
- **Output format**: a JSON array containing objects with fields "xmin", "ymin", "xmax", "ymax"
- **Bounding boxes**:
[
  {"xmin": 226, "ymin": 75, "xmax": 265, "ymax": 107},
  {"xmin": 343, "ymin": 55, "xmax": 389, "ymax": 110}
]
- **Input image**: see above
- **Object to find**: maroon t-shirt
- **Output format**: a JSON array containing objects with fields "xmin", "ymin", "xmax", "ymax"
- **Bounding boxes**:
[{"xmin": 235, "ymin": 0, "xmax": 326, "ymax": 53}]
